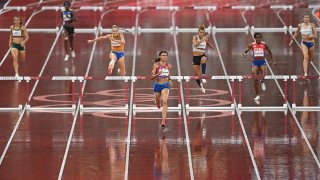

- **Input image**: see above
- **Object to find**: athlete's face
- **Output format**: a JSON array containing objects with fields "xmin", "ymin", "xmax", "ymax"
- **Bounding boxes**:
[
  {"xmin": 303, "ymin": 15, "xmax": 310, "ymax": 23},
  {"xmin": 13, "ymin": 17, "xmax": 21, "ymax": 25},
  {"xmin": 112, "ymin": 28, "xmax": 120, "ymax": 37},
  {"xmin": 160, "ymin": 53, "xmax": 168, "ymax": 62},
  {"xmin": 254, "ymin": 35, "xmax": 262, "ymax": 43},
  {"xmin": 198, "ymin": 30, "xmax": 205, "ymax": 37},
  {"xmin": 64, "ymin": 2, "xmax": 70, "ymax": 9}
]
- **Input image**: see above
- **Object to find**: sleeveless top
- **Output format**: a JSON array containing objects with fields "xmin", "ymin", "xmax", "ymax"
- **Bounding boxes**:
[
  {"xmin": 300, "ymin": 23, "xmax": 312, "ymax": 35},
  {"xmin": 251, "ymin": 41, "xmax": 266, "ymax": 58},
  {"xmin": 193, "ymin": 35, "xmax": 206, "ymax": 53},
  {"xmin": 111, "ymin": 34, "xmax": 124, "ymax": 52},
  {"xmin": 156, "ymin": 62, "xmax": 170, "ymax": 78},
  {"xmin": 11, "ymin": 25, "xmax": 23, "ymax": 37}
]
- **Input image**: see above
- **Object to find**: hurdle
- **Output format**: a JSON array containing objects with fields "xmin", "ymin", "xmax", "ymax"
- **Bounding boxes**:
[
  {"xmin": 79, "ymin": 76, "xmax": 130, "ymax": 112},
  {"xmin": 184, "ymin": 76, "xmax": 236, "ymax": 113},
  {"xmin": 237, "ymin": 75, "xmax": 289, "ymax": 111},
  {"xmin": 24, "ymin": 76, "xmax": 77, "ymax": 112},
  {"xmin": 0, "ymin": 76, "xmax": 23, "ymax": 112},
  {"xmin": 132, "ymin": 76, "xmax": 182, "ymax": 113},
  {"xmin": 291, "ymin": 75, "xmax": 320, "ymax": 112}
]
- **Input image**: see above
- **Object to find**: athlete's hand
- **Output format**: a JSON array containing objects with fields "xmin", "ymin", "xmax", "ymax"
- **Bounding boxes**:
[
  {"xmin": 20, "ymin": 42, "xmax": 25, "ymax": 47},
  {"xmin": 169, "ymin": 80, "xmax": 173, "ymax": 88},
  {"xmin": 87, "ymin": 39, "xmax": 94, "ymax": 43},
  {"xmin": 242, "ymin": 52, "xmax": 247, "ymax": 58}
]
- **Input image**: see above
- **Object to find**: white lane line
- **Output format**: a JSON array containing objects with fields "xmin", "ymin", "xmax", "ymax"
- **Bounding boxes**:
[
  {"xmin": 0, "ymin": 23, "xmax": 63, "ymax": 167},
  {"xmin": 172, "ymin": 11, "xmax": 194, "ymax": 180},
  {"xmin": 211, "ymin": 33, "xmax": 261, "ymax": 180},
  {"xmin": 124, "ymin": 9, "xmax": 140, "ymax": 180},
  {"xmin": 57, "ymin": 8, "xmax": 114, "ymax": 179}
]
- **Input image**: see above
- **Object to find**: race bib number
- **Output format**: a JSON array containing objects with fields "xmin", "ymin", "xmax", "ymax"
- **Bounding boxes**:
[
  {"xmin": 159, "ymin": 68, "xmax": 169, "ymax": 77},
  {"xmin": 253, "ymin": 48, "xmax": 264, "ymax": 57}
]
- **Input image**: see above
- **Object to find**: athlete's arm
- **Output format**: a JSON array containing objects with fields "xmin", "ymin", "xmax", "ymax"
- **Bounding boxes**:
[
  {"xmin": 87, "ymin": 34, "xmax": 108, "ymax": 43},
  {"xmin": 242, "ymin": 44, "xmax": 252, "ymax": 58},
  {"xmin": 310, "ymin": 23, "xmax": 317, "ymax": 39},
  {"xmin": 289, "ymin": 24, "xmax": 301, "ymax": 46},
  {"xmin": 265, "ymin": 43, "xmax": 275, "ymax": 65},
  {"xmin": 151, "ymin": 63, "xmax": 161, "ymax": 80},
  {"xmin": 9, "ymin": 25, "xmax": 12, "ymax": 47},
  {"xmin": 21, "ymin": 26, "xmax": 29, "ymax": 46}
]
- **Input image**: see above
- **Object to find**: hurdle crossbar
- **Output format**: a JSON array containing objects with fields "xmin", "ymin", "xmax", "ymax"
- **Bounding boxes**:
[
  {"xmin": 175, "ymin": 27, "xmax": 249, "ymax": 33},
  {"xmin": 251, "ymin": 26, "xmax": 288, "ymax": 33},
  {"xmin": 270, "ymin": 5, "xmax": 293, "ymax": 10},
  {"xmin": 156, "ymin": 6, "xmax": 179, "ymax": 11},
  {"xmin": 132, "ymin": 104, "xmax": 181, "ymax": 112},
  {"xmin": 231, "ymin": 5, "xmax": 255, "ymax": 10},
  {"xmin": 4, "ymin": 6, "xmax": 27, "ymax": 11},
  {"xmin": 289, "ymin": 26, "xmax": 320, "ymax": 32},
  {"xmin": 118, "ymin": 6, "xmax": 141, "ymax": 11},
  {"xmin": 26, "ymin": 105, "xmax": 76, "ymax": 112},
  {"xmin": 80, "ymin": 6, "xmax": 104, "ymax": 11},
  {"xmin": 41, "ymin": 6, "xmax": 63, "ymax": 11},
  {"xmin": 238, "ymin": 104, "xmax": 288, "ymax": 112},
  {"xmin": 186, "ymin": 104, "xmax": 235, "ymax": 112},
  {"xmin": 0, "ymin": 105, "xmax": 23, "ymax": 112},
  {"xmin": 100, "ymin": 27, "xmax": 135, "ymax": 33},
  {"xmin": 193, "ymin": 6, "xmax": 217, "ymax": 11},
  {"xmin": 80, "ymin": 105, "xmax": 129, "ymax": 112},
  {"xmin": 1, "ymin": 28, "xmax": 99, "ymax": 34}
]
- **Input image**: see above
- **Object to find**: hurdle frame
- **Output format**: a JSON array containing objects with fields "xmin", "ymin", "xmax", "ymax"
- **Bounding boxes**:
[
  {"xmin": 0, "ymin": 76, "xmax": 23, "ymax": 112},
  {"xmin": 291, "ymin": 75, "xmax": 320, "ymax": 112},
  {"xmin": 79, "ymin": 76, "xmax": 130, "ymax": 113},
  {"xmin": 132, "ymin": 76, "xmax": 182, "ymax": 113},
  {"xmin": 184, "ymin": 76, "xmax": 236, "ymax": 114},
  {"xmin": 24, "ymin": 76, "xmax": 77, "ymax": 112},
  {"xmin": 237, "ymin": 75, "xmax": 289, "ymax": 112}
]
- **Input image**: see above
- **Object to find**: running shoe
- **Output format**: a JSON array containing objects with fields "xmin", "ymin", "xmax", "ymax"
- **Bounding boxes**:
[
  {"xmin": 71, "ymin": 50, "xmax": 76, "ymax": 58},
  {"xmin": 64, "ymin": 54, "xmax": 69, "ymax": 61},
  {"xmin": 254, "ymin": 95, "xmax": 260, "ymax": 101},
  {"xmin": 261, "ymin": 81, "xmax": 266, "ymax": 91}
]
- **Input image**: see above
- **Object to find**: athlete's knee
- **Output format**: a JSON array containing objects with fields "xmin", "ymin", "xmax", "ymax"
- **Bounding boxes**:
[
  {"xmin": 119, "ymin": 70, "xmax": 126, "ymax": 76},
  {"xmin": 162, "ymin": 99, "xmax": 168, "ymax": 106},
  {"xmin": 64, "ymin": 37, "xmax": 69, "ymax": 40}
]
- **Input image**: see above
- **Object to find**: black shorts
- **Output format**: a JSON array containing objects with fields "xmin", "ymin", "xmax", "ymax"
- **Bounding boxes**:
[
  {"xmin": 192, "ymin": 54, "xmax": 207, "ymax": 65},
  {"xmin": 63, "ymin": 26, "xmax": 75, "ymax": 34}
]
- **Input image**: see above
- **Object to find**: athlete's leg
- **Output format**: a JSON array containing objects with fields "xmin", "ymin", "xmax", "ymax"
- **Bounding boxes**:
[
  {"xmin": 117, "ymin": 57, "xmax": 126, "ymax": 76},
  {"xmin": 161, "ymin": 88, "xmax": 169, "ymax": 127},
  {"xmin": 11, "ymin": 48, "xmax": 19, "ymax": 76},
  {"xmin": 108, "ymin": 52, "xmax": 117, "ymax": 75},
  {"xmin": 301, "ymin": 43, "xmax": 309, "ymax": 76}
]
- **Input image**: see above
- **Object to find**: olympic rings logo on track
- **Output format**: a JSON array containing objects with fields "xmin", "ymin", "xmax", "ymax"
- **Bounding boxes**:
[{"xmin": 32, "ymin": 87, "xmax": 233, "ymax": 119}]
